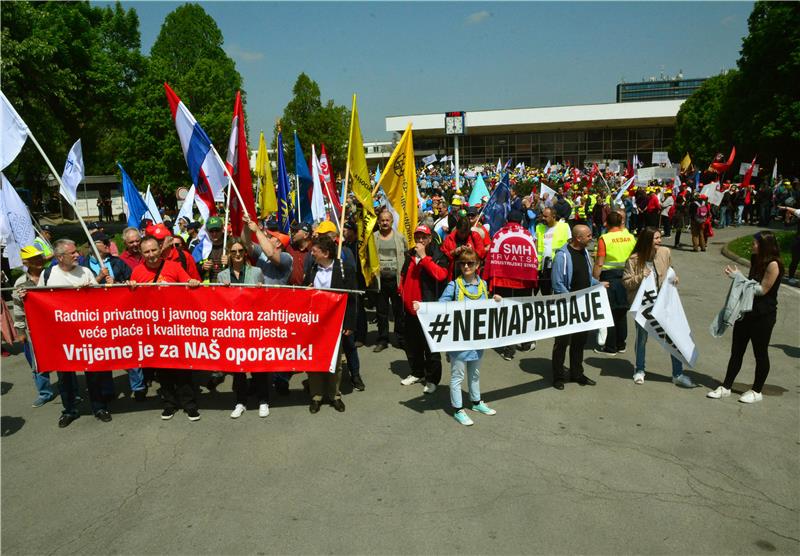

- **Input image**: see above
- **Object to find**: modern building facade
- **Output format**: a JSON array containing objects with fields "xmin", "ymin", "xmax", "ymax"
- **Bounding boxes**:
[
  {"xmin": 616, "ymin": 78, "xmax": 707, "ymax": 103},
  {"xmin": 385, "ymin": 100, "xmax": 683, "ymax": 168}
]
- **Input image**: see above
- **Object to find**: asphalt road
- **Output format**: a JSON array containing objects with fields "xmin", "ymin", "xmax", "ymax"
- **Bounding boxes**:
[{"xmin": 2, "ymin": 224, "xmax": 798, "ymax": 555}]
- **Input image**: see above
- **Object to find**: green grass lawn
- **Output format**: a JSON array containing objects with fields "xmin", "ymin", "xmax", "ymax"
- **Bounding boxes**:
[{"xmin": 727, "ymin": 230, "xmax": 795, "ymax": 274}]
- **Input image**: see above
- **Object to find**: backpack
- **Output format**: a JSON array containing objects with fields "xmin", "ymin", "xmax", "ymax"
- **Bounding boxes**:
[{"xmin": 694, "ymin": 203, "xmax": 709, "ymax": 223}]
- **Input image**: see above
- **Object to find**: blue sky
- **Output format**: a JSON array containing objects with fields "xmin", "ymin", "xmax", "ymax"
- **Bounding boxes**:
[{"xmin": 118, "ymin": 1, "xmax": 753, "ymax": 144}]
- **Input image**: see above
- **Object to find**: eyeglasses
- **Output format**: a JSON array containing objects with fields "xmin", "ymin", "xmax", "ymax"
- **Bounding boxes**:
[{"xmin": 459, "ymin": 261, "xmax": 478, "ymax": 267}]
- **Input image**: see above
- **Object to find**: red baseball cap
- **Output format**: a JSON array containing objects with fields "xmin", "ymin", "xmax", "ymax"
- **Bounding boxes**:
[
  {"xmin": 151, "ymin": 223, "xmax": 172, "ymax": 240},
  {"xmin": 414, "ymin": 225, "xmax": 432, "ymax": 236}
]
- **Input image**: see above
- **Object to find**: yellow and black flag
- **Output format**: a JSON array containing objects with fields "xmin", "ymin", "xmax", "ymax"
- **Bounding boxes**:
[{"xmin": 377, "ymin": 123, "xmax": 418, "ymax": 247}]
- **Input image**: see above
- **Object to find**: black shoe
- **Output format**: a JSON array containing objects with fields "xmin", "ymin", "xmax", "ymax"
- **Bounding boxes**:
[
  {"xmin": 593, "ymin": 347, "xmax": 617, "ymax": 356},
  {"xmin": 395, "ymin": 338, "xmax": 405, "ymax": 349},
  {"xmin": 352, "ymin": 376, "xmax": 365, "ymax": 391},
  {"xmin": 574, "ymin": 374, "xmax": 596, "ymax": 386},
  {"xmin": 309, "ymin": 400, "xmax": 321, "ymax": 414},
  {"xmin": 133, "ymin": 389, "xmax": 147, "ymax": 402},
  {"xmin": 302, "ymin": 379, "xmax": 310, "ymax": 394},
  {"xmin": 186, "ymin": 408, "xmax": 200, "ymax": 421},
  {"xmin": 552, "ymin": 380, "xmax": 565, "ymax": 391},
  {"xmin": 354, "ymin": 341, "xmax": 365, "ymax": 348},
  {"xmin": 500, "ymin": 348, "xmax": 515, "ymax": 361},
  {"xmin": 331, "ymin": 399, "xmax": 346, "ymax": 412},
  {"xmin": 94, "ymin": 409, "xmax": 112, "ymax": 422},
  {"xmin": 373, "ymin": 343, "xmax": 388, "ymax": 353},
  {"xmin": 58, "ymin": 414, "xmax": 79, "ymax": 428},
  {"xmin": 160, "ymin": 408, "xmax": 176, "ymax": 420},
  {"xmin": 205, "ymin": 375, "xmax": 224, "ymax": 392}
]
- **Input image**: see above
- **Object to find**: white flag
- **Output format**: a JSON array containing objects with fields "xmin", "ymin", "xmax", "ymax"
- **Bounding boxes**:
[
  {"xmin": 651, "ymin": 268, "xmax": 698, "ymax": 367},
  {"xmin": 310, "ymin": 145, "xmax": 327, "ymax": 223},
  {"xmin": 1, "ymin": 92, "xmax": 29, "ymax": 171},
  {"xmin": 543, "ymin": 160, "xmax": 551, "ymax": 174},
  {"xmin": 59, "ymin": 139, "xmax": 83, "ymax": 206},
  {"xmin": 772, "ymin": 158, "xmax": 778, "ymax": 183},
  {"xmin": 496, "ymin": 158, "xmax": 502, "ymax": 173},
  {"xmin": 144, "ymin": 185, "xmax": 163, "ymax": 224},
  {"xmin": 614, "ymin": 176, "xmax": 635, "ymax": 206},
  {"xmin": 0, "ymin": 173, "xmax": 37, "ymax": 269},
  {"xmin": 421, "ymin": 153, "xmax": 437, "ymax": 166},
  {"xmin": 540, "ymin": 182, "xmax": 557, "ymax": 207},
  {"xmin": 173, "ymin": 185, "xmax": 197, "ymax": 235}
]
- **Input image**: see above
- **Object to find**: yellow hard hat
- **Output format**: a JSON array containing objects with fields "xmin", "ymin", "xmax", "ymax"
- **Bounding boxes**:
[{"xmin": 20, "ymin": 245, "xmax": 44, "ymax": 259}]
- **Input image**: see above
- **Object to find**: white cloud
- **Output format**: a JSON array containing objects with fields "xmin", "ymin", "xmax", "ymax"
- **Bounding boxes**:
[
  {"xmin": 225, "ymin": 44, "xmax": 264, "ymax": 62},
  {"xmin": 465, "ymin": 11, "xmax": 491, "ymax": 25}
]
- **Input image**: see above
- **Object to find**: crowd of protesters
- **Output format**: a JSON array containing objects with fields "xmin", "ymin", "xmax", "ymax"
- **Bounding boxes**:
[{"xmin": 2, "ymin": 159, "xmax": 797, "ymax": 428}]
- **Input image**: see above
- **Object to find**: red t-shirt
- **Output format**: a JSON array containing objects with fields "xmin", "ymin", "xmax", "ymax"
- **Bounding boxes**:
[{"xmin": 131, "ymin": 260, "xmax": 192, "ymax": 283}]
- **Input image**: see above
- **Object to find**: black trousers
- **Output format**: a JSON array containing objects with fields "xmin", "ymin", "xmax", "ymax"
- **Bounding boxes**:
[
  {"xmin": 232, "ymin": 373, "xmax": 271, "ymax": 405},
  {"xmin": 494, "ymin": 286, "xmax": 534, "ymax": 351},
  {"xmin": 604, "ymin": 308, "xmax": 629, "ymax": 351},
  {"xmin": 723, "ymin": 312, "xmax": 776, "ymax": 393},
  {"xmin": 158, "ymin": 370, "xmax": 197, "ymax": 412},
  {"xmin": 534, "ymin": 268, "xmax": 553, "ymax": 296},
  {"xmin": 404, "ymin": 311, "xmax": 442, "ymax": 385},
  {"xmin": 552, "ymin": 331, "xmax": 588, "ymax": 381},
  {"xmin": 373, "ymin": 274, "xmax": 404, "ymax": 344}
]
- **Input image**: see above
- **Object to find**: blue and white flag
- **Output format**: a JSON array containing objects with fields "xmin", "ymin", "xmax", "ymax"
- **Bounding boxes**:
[
  {"xmin": 59, "ymin": 139, "xmax": 83, "ymax": 205},
  {"xmin": 468, "ymin": 174, "xmax": 490, "ymax": 206},
  {"xmin": 1, "ymin": 92, "xmax": 29, "ymax": 171},
  {"xmin": 613, "ymin": 176, "xmax": 635, "ymax": 207},
  {"xmin": 374, "ymin": 164, "xmax": 381, "ymax": 185},
  {"xmin": 144, "ymin": 185, "xmax": 163, "ymax": 224},
  {"xmin": 118, "ymin": 163, "xmax": 150, "ymax": 228},
  {"xmin": 0, "ymin": 172, "xmax": 37, "ymax": 269},
  {"xmin": 276, "ymin": 131, "xmax": 292, "ymax": 233},
  {"xmin": 191, "ymin": 228, "xmax": 212, "ymax": 262}
]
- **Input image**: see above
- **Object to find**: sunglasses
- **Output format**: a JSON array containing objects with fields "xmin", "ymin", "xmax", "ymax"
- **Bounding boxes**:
[
  {"xmin": 230, "ymin": 248, "xmax": 245, "ymax": 254},
  {"xmin": 459, "ymin": 261, "xmax": 478, "ymax": 267}
]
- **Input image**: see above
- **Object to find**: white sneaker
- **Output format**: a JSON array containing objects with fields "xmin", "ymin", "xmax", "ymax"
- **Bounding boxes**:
[
  {"xmin": 672, "ymin": 374, "xmax": 696, "ymax": 388},
  {"xmin": 400, "ymin": 375, "xmax": 421, "ymax": 386},
  {"xmin": 633, "ymin": 372, "xmax": 645, "ymax": 384},
  {"xmin": 738, "ymin": 390, "xmax": 763, "ymax": 404},
  {"xmin": 258, "ymin": 403, "xmax": 269, "ymax": 418},
  {"xmin": 230, "ymin": 404, "xmax": 246, "ymax": 418},
  {"xmin": 706, "ymin": 386, "xmax": 731, "ymax": 399},
  {"xmin": 423, "ymin": 383, "xmax": 436, "ymax": 394}
]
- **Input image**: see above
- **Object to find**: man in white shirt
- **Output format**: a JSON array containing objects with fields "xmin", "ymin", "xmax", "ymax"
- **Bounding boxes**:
[{"xmin": 36, "ymin": 239, "xmax": 113, "ymax": 427}]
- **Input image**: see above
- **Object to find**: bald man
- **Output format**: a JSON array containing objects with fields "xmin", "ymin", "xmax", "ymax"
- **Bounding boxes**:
[{"xmin": 550, "ymin": 224, "xmax": 602, "ymax": 390}]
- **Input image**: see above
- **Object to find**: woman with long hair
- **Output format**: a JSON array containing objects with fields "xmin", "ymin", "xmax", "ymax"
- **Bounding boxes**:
[
  {"xmin": 622, "ymin": 227, "xmax": 696, "ymax": 387},
  {"xmin": 708, "ymin": 231, "xmax": 783, "ymax": 403},
  {"xmin": 218, "ymin": 239, "xmax": 269, "ymax": 418}
]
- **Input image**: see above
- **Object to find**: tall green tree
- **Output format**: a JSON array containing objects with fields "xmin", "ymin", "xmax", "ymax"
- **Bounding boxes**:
[
  {"xmin": 274, "ymin": 73, "xmax": 350, "ymax": 176},
  {"xmin": 120, "ymin": 3, "xmax": 244, "ymax": 196},
  {"xmin": 1, "ymin": 1, "xmax": 143, "ymax": 188},
  {"xmin": 730, "ymin": 1, "xmax": 800, "ymax": 171},
  {"xmin": 672, "ymin": 72, "xmax": 737, "ymax": 167}
]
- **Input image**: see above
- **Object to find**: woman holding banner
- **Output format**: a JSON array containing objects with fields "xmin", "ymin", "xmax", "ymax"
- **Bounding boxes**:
[
  {"xmin": 622, "ymin": 228, "xmax": 696, "ymax": 388},
  {"xmin": 218, "ymin": 239, "xmax": 269, "ymax": 419},
  {"xmin": 708, "ymin": 231, "xmax": 783, "ymax": 403}
]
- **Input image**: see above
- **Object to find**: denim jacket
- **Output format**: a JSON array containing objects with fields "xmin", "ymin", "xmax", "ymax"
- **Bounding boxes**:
[{"xmin": 551, "ymin": 243, "xmax": 599, "ymax": 294}]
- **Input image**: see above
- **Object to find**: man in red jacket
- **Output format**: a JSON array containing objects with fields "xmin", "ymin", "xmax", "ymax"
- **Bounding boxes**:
[
  {"xmin": 398, "ymin": 225, "xmax": 449, "ymax": 392},
  {"xmin": 441, "ymin": 216, "xmax": 487, "ymax": 279},
  {"xmin": 485, "ymin": 210, "xmax": 539, "ymax": 360}
]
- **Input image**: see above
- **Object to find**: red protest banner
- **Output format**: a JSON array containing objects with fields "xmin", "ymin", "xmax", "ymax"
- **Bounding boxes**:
[{"xmin": 25, "ymin": 286, "xmax": 346, "ymax": 373}]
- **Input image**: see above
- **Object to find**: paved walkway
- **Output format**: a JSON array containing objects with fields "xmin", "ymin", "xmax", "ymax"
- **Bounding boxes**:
[{"xmin": 2, "ymin": 224, "xmax": 798, "ymax": 555}]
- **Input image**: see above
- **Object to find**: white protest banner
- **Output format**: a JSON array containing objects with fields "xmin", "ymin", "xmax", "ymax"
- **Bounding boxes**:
[
  {"xmin": 701, "ymin": 182, "xmax": 725, "ymax": 206},
  {"xmin": 632, "ymin": 270, "xmax": 695, "ymax": 368},
  {"xmin": 651, "ymin": 268, "xmax": 698, "ymax": 367},
  {"xmin": 738, "ymin": 162, "xmax": 759, "ymax": 177},
  {"xmin": 652, "ymin": 151, "xmax": 670, "ymax": 164},
  {"xmin": 416, "ymin": 284, "xmax": 613, "ymax": 352},
  {"xmin": 540, "ymin": 182, "xmax": 557, "ymax": 206}
]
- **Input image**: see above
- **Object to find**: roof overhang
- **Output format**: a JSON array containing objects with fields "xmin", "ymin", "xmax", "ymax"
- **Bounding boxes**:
[{"xmin": 386, "ymin": 100, "xmax": 684, "ymax": 138}]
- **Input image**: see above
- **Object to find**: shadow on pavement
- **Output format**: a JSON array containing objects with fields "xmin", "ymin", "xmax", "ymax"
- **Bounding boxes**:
[
  {"xmin": 1, "ymin": 416, "xmax": 25, "ymax": 436},
  {"xmin": 771, "ymin": 343, "xmax": 800, "ymax": 358},
  {"xmin": 1, "ymin": 381, "xmax": 13, "ymax": 395}
]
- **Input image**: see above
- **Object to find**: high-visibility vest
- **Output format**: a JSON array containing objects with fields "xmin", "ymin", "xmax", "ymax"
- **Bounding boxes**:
[
  {"xmin": 535, "ymin": 222, "xmax": 570, "ymax": 270},
  {"xmin": 33, "ymin": 236, "xmax": 53, "ymax": 259},
  {"xmin": 599, "ymin": 229, "xmax": 635, "ymax": 270}
]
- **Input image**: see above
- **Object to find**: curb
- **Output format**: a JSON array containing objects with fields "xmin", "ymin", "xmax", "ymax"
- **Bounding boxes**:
[{"xmin": 722, "ymin": 232, "xmax": 800, "ymax": 279}]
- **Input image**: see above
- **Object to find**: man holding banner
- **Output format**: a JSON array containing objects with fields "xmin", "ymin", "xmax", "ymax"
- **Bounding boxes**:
[
  {"xmin": 551, "ymin": 225, "xmax": 600, "ymax": 390},
  {"xmin": 131, "ymin": 236, "xmax": 202, "ymax": 421}
]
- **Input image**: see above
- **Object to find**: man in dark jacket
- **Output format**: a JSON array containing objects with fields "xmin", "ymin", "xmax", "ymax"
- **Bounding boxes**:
[
  {"xmin": 303, "ymin": 235, "xmax": 357, "ymax": 414},
  {"xmin": 398, "ymin": 225, "xmax": 449, "ymax": 390}
]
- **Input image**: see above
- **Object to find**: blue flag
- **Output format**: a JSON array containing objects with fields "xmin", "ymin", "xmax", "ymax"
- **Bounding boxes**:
[
  {"xmin": 374, "ymin": 164, "xmax": 381, "ymax": 185},
  {"xmin": 276, "ymin": 132, "xmax": 292, "ymax": 233},
  {"xmin": 483, "ymin": 173, "xmax": 511, "ymax": 237},
  {"xmin": 468, "ymin": 174, "xmax": 489, "ymax": 206},
  {"xmin": 117, "ymin": 163, "xmax": 150, "ymax": 228},
  {"xmin": 294, "ymin": 132, "xmax": 313, "ymax": 223},
  {"xmin": 694, "ymin": 170, "xmax": 701, "ymax": 190}
]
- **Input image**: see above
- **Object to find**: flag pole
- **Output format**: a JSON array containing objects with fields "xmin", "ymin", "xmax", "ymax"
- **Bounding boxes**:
[
  {"xmin": 337, "ymin": 94, "xmax": 356, "ymax": 260},
  {"xmin": 24, "ymin": 130, "xmax": 103, "ymax": 263},
  {"xmin": 221, "ymin": 174, "xmax": 232, "ymax": 252}
]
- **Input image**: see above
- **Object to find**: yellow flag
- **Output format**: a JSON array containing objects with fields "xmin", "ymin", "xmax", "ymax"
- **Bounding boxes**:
[
  {"xmin": 680, "ymin": 153, "xmax": 692, "ymax": 172},
  {"xmin": 256, "ymin": 131, "xmax": 277, "ymax": 217},
  {"xmin": 377, "ymin": 123, "xmax": 417, "ymax": 247},
  {"xmin": 346, "ymin": 95, "xmax": 379, "ymax": 286}
]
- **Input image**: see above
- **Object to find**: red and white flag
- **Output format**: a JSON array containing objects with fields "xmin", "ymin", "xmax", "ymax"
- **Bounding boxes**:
[
  {"xmin": 225, "ymin": 91, "xmax": 257, "ymax": 236},
  {"xmin": 319, "ymin": 144, "xmax": 342, "ymax": 219}
]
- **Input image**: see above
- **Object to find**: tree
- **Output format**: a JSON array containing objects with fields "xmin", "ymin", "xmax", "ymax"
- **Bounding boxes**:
[
  {"xmin": 120, "ymin": 3, "xmax": 244, "ymax": 197},
  {"xmin": 671, "ymin": 72, "xmax": 737, "ymax": 168},
  {"xmin": 731, "ymin": 2, "xmax": 800, "ymax": 172},
  {"xmin": 273, "ymin": 73, "xmax": 350, "ymax": 175},
  {"xmin": 1, "ymin": 2, "xmax": 144, "ymax": 189}
]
